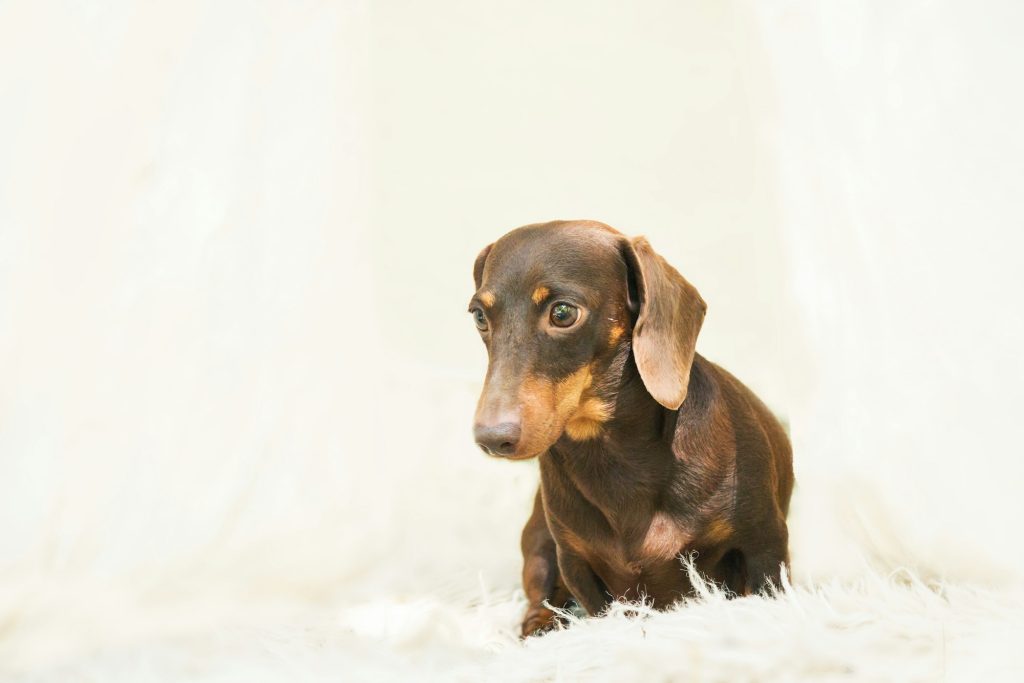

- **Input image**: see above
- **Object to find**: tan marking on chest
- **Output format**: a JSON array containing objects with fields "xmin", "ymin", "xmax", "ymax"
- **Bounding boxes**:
[
  {"xmin": 531, "ymin": 286, "xmax": 549, "ymax": 305},
  {"xmin": 479, "ymin": 291, "xmax": 495, "ymax": 307},
  {"xmin": 640, "ymin": 512, "xmax": 691, "ymax": 560},
  {"xmin": 701, "ymin": 517, "xmax": 733, "ymax": 545}
]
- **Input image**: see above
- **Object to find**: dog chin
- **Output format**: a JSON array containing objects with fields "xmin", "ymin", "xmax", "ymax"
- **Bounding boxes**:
[{"xmin": 500, "ymin": 449, "xmax": 544, "ymax": 461}]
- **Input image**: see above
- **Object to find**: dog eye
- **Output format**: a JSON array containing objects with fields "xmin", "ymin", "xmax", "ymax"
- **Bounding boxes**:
[
  {"xmin": 471, "ymin": 308, "xmax": 489, "ymax": 331},
  {"xmin": 549, "ymin": 302, "xmax": 579, "ymax": 328}
]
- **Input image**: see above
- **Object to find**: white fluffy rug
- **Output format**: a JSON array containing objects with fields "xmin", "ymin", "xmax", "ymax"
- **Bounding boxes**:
[
  {"xmin": 2, "ymin": 366, "xmax": 1023, "ymax": 682},
  {"xmin": 6, "ymin": 565, "xmax": 1023, "ymax": 682}
]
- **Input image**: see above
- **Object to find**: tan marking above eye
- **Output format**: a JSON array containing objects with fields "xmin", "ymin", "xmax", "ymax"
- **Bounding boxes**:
[
  {"xmin": 531, "ymin": 286, "xmax": 549, "ymax": 305},
  {"xmin": 479, "ymin": 291, "xmax": 496, "ymax": 307},
  {"xmin": 608, "ymin": 324, "xmax": 625, "ymax": 345}
]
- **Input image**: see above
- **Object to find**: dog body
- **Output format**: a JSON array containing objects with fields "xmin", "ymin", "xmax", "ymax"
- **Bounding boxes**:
[{"xmin": 469, "ymin": 221, "xmax": 793, "ymax": 636}]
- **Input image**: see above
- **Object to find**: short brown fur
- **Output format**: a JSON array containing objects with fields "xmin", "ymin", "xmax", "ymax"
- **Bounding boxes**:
[{"xmin": 469, "ymin": 220, "xmax": 793, "ymax": 636}]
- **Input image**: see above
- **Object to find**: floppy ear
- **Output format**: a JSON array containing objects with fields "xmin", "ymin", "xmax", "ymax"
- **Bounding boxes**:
[
  {"xmin": 473, "ymin": 243, "xmax": 493, "ymax": 289},
  {"xmin": 621, "ymin": 236, "xmax": 706, "ymax": 410}
]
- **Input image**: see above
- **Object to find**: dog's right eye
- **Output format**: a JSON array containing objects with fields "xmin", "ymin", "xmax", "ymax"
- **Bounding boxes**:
[
  {"xmin": 549, "ymin": 302, "xmax": 580, "ymax": 328},
  {"xmin": 471, "ymin": 308, "xmax": 489, "ymax": 331}
]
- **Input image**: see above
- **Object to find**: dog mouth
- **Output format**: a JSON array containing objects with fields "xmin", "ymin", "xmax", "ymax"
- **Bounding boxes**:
[
  {"xmin": 475, "ymin": 365, "xmax": 607, "ymax": 459},
  {"xmin": 473, "ymin": 411, "xmax": 565, "ymax": 461},
  {"xmin": 479, "ymin": 446, "xmax": 543, "ymax": 461}
]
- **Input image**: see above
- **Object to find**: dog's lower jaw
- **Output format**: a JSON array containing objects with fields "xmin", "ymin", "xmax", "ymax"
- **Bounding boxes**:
[{"xmin": 499, "ymin": 451, "xmax": 543, "ymax": 461}]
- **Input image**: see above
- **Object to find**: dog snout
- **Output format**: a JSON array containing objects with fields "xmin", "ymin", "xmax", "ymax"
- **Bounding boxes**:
[{"xmin": 474, "ymin": 420, "xmax": 522, "ymax": 457}]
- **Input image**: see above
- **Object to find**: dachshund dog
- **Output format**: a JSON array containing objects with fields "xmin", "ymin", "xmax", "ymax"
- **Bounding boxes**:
[{"xmin": 468, "ymin": 220, "xmax": 794, "ymax": 636}]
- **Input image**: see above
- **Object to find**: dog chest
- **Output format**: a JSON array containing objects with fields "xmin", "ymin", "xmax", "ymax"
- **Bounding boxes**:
[{"xmin": 639, "ymin": 511, "xmax": 692, "ymax": 562}]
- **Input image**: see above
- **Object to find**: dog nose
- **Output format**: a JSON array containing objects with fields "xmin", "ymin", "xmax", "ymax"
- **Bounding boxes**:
[{"xmin": 474, "ymin": 421, "xmax": 521, "ymax": 457}]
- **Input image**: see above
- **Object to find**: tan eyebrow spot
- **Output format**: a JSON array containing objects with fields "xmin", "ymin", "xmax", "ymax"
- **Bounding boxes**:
[
  {"xmin": 608, "ymin": 324, "xmax": 625, "ymax": 345},
  {"xmin": 531, "ymin": 286, "xmax": 549, "ymax": 305},
  {"xmin": 479, "ymin": 291, "xmax": 495, "ymax": 307}
]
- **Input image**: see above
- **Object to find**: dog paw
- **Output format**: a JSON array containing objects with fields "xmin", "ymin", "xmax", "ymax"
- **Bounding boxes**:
[{"xmin": 521, "ymin": 606, "xmax": 561, "ymax": 638}]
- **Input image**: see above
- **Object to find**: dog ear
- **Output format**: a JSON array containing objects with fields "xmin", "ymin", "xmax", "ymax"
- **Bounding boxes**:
[
  {"xmin": 621, "ymin": 236, "xmax": 706, "ymax": 410},
  {"xmin": 473, "ymin": 243, "xmax": 493, "ymax": 290}
]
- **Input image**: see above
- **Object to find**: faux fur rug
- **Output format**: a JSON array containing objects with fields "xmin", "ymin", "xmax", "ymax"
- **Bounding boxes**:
[{"xmin": 6, "ymin": 566, "xmax": 1022, "ymax": 682}]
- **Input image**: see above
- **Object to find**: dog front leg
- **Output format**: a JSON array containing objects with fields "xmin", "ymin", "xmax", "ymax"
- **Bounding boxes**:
[
  {"xmin": 556, "ymin": 545, "xmax": 610, "ymax": 616},
  {"xmin": 520, "ymin": 489, "xmax": 572, "ymax": 636}
]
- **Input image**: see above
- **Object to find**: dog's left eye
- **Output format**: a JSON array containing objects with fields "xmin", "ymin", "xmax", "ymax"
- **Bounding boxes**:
[
  {"xmin": 549, "ymin": 302, "xmax": 580, "ymax": 328},
  {"xmin": 471, "ymin": 308, "xmax": 488, "ymax": 331}
]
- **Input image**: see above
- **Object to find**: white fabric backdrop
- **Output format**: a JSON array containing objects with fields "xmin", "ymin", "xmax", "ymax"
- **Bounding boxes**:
[{"xmin": 1, "ymin": 0, "xmax": 1022, "ymax": 676}]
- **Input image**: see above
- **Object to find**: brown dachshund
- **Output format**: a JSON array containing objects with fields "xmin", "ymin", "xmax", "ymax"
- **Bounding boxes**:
[{"xmin": 468, "ymin": 220, "xmax": 794, "ymax": 637}]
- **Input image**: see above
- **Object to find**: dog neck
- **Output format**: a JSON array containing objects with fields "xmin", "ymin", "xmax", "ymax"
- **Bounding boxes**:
[{"xmin": 542, "ymin": 349, "xmax": 713, "ymax": 534}]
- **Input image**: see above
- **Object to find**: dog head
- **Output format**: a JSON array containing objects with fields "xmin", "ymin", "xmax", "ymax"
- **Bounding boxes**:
[{"xmin": 469, "ymin": 220, "xmax": 706, "ymax": 459}]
